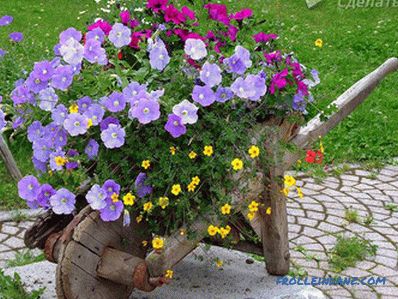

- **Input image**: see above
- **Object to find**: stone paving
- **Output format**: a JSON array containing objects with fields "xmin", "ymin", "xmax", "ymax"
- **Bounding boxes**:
[{"xmin": 1, "ymin": 165, "xmax": 398, "ymax": 298}]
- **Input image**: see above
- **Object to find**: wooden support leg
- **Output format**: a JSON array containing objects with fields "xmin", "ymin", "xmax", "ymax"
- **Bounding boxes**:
[{"xmin": 0, "ymin": 134, "xmax": 22, "ymax": 182}]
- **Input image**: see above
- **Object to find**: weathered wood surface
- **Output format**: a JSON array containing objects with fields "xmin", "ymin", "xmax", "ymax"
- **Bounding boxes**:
[
  {"xmin": 0, "ymin": 134, "xmax": 22, "ymax": 182},
  {"xmin": 284, "ymin": 57, "xmax": 398, "ymax": 170}
]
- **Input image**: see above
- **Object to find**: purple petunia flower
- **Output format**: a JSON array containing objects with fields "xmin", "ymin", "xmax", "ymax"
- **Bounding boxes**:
[
  {"xmin": 192, "ymin": 85, "xmax": 215, "ymax": 107},
  {"xmin": 59, "ymin": 38, "xmax": 84, "ymax": 65},
  {"xmin": 134, "ymin": 172, "xmax": 153, "ymax": 198},
  {"xmin": 86, "ymin": 184, "xmax": 107, "ymax": 210},
  {"xmin": 200, "ymin": 62, "xmax": 222, "ymax": 87},
  {"xmin": 11, "ymin": 84, "xmax": 34, "ymax": 105},
  {"xmin": 86, "ymin": 28, "xmax": 105, "ymax": 43},
  {"xmin": 59, "ymin": 28, "xmax": 82, "ymax": 44},
  {"xmin": 33, "ymin": 61, "xmax": 54, "ymax": 82},
  {"xmin": 37, "ymin": 184, "xmax": 55, "ymax": 208},
  {"xmin": 165, "ymin": 114, "xmax": 186, "ymax": 138},
  {"xmin": 231, "ymin": 77, "xmax": 255, "ymax": 99},
  {"xmin": 123, "ymin": 81, "xmax": 147, "ymax": 104},
  {"xmin": 25, "ymin": 71, "xmax": 48, "ymax": 94},
  {"xmin": 52, "ymin": 104, "xmax": 68, "ymax": 125},
  {"xmin": 224, "ymin": 46, "xmax": 252, "ymax": 75},
  {"xmin": 245, "ymin": 74, "xmax": 267, "ymax": 101},
  {"xmin": 0, "ymin": 15, "xmax": 13, "ymax": 26},
  {"xmin": 0, "ymin": 48, "xmax": 6, "ymax": 57},
  {"xmin": 32, "ymin": 138, "xmax": 52, "ymax": 162},
  {"xmin": 50, "ymin": 127, "xmax": 68, "ymax": 148},
  {"xmin": 99, "ymin": 198, "xmax": 124, "ymax": 221},
  {"xmin": 49, "ymin": 149, "xmax": 66, "ymax": 171},
  {"xmin": 0, "ymin": 109, "xmax": 5, "ymax": 131},
  {"xmin": 32, "ymin": 157, "xmax": 47, "ymax": 173},
  {"xmin": 51, "ymin": 65, "xmax": 74, "ymax": 91},
  {"xmin": 84, "ymin": 104, "xmax": 104, "ymax": 125},
  {"xmin": 85, "ymin": 139, "xmax": 99, "ymax": 160},
  {"xmin": 76, "ymin": 96, "xmax": 92, "ymax": 113},
  {"xmin": 172, "ymin": 100, "xmax": 198, "ymax": 124},
  {"xmin": 215, "ymin": 86, "xmax": 234, "ymax": 103},
  {"xmin": 9, "ymin": 32, "xmax": 23, "ymax": 42},
  {"xmin": 27, "ymin": 121, "xmax": 44, "ymax": 143},
  {"xmin": 100, "ymin": 116, "xmax": 120, "ymax": 131},
  {"xmin": 18, "ymin": 175, "xmax": 40, "ymax": 201},
  {"xmin": 84, "ymin": 39, "xmax": 107, "ymax": 65},
  {"xmin": 38, "ymin": 87, "xmax": 58, "ymax": 111},
  {"xmin": 108, "ymin": 23, "xmax": 131, "ymax": 48},
  {"xmin": 292, "ymin": 92, "xmax": 307, "ymax": 112},
  {"xmin": 184, "ymin": 38, "xmax": 207, "ymax": 60},
  {"xmin": 149, "ymin": 39, "xmax": 170, "ymax": 71},
  {"xmin": 50, "ymin": 188, "xmax": 76, "ymax": 215},
  {"xmin": 123, "ymin": 209, "xmax": 131, "ymax": 227},
  {"xmin": 63, "ymin": 113, "xmax": 88, "ymax": 136},
  {"xmin": 129, "ymin": 97, "xmax": 160, "ymax": 124},
  {"xmin": 100, "ymin": 124, "xmax": 125, "ymax": 148},
  {"xmin": 303, "ymin": 69, "xmax": 320, "ymax": 88},
  {"xmin": 103, "ymin": 179, "xmax": 120, "ymax": 196},
  {"xmin": 102, "ymin": 92, "xmax": 126, "ymax": 112}
]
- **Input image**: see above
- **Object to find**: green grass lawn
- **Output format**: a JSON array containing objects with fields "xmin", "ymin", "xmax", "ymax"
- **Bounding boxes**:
[{"xmin": 0, "ymin": 0, "xmax": 397, "ymax": 209}]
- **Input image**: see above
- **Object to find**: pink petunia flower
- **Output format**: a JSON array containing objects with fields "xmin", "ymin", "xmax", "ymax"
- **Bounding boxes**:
[
  {"xmin": 253, "ymin": 32, "xmax": 278, "ymax": 43},
  {"xmin": 230, "ymin": 8, "xmax": 252, "ymax": 21}
]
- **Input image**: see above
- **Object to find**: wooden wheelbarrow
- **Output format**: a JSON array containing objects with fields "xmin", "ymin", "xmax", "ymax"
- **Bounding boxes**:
[{"xmin": 24, "ymin": 58, "xmax": 398, "ymax": 298}]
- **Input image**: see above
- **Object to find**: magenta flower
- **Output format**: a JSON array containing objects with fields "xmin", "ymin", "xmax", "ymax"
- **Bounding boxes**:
[
  {"xmin": 253, "ymin": 32, "xmax": 278, "ymax": 43},
  {"xmin": 164, "ymin": 5, "xmax": 186, "ymax": 24},
  {"xmin": 230, "ymin": 8, "xmax": 252, "ymax": 21},
  {"xmin": 181, "ymin": 6, "xmax": 195, "ymax": 20},
  {"xmin": 192, "ymin": 85, "xmax": 216, "ymax": 107},
  {"xmin": 100, "ymin": 124, "xmax": 126, "ymax": 149},
  {"xmin": 120, "ymin": 10, "xmax": 131, "ymax": 25},
  {"xmin": 0, "ymin": 15, "xmax": 13, "ymax": 26},
  {"xmin": 204, "ymin": 3, "xmax": 230, "ymax": 25},
  {"xmin": 147, "ymin": 0, "xmax": 168, "ymax": 13},
  {"xmin": 165, "ymin": 114, "xmax": 186, "ymax": 138},
  {"xmin": 9, "ymin": 32, "xmax": 23, "ymax": 42},
  {"xmin": 264, "ymin": 51, "xmax": 282, "ymax": 64},
  {"xmin": 88, "ymin": 20, "xmax": 112, "ymax": 35},
  {"xmin": 270, "ymin": 69, "xmax": 289, "ymax": 94}
]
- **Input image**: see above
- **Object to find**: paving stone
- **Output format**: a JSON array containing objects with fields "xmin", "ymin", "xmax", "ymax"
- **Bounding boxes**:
[
  {"xmin": 317, "ymin": 222, "xmax": 343, "ymax": 233},
  {"xmin": 1, "ymin": 225, "xmax": 20, "ymax": 235},
  {"xmin": 371, "ymin": 265, "xmax": 397, "ymax": 277},
  {"xmin": 356, "ymin": 260, "xmax": 377, "ymax": 271},
  {"xmin": 374, "ymin": 256, "xmax": 397, "ymax": 268},
  {"xmin": 340, "ymin": 174, "xmax": 360, "ymax": 182},
  {"xmin": 3, "ymin": 237, "xmax": 25, "ymax": 249}
]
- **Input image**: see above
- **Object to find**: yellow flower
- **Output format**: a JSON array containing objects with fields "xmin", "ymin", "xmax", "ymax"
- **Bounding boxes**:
[
  {"xmin": 203, "ymin": 145, "xmax": 214, "ymax": 156},
  {"xmin": 152, "ymin": 237, "xmax": 164, "ymax": 250},
  {"xmin": 215, "ymin": 259, "xmax": 223, "ymax": 268},
  {"xmin": 315, "ymin": 38, "xmax": 323, "ymax": 48},
  {"xmin": 231, "ymin": 158, "xmax": 244, "ymax": 171},
  {"xmin": 248, "ymin": 145, "xmax": 260, "ymax": 158},
  {"xmin": 187, "ymin": 182, "xmax": 196, "ymax": 192},
  {"xmin": 142, "ymin": 240, "xmax": 148, "ymax": 247},
  {"xmin": 171, "ymin": 184, "xmax": 181, "ymax": 196},
  {"xmin": 143, "ymin": 201, "xmax": 153, "ymax": 212},
  {"xmin": 111, "ymin": 193, "xmax": 119, "ymax": 202},
  {"xmin": 54, "ymin": 156, "xmax": 67, "ymax": 167},
  {"xmin": 247, "ymin": 211, "xmax": 255, "ymax": 220},
  {"xmin": 248, "ymin": 200, "xmax": 259, "ymax": 213},
  {"xmin": 297, "ymin": 160, "xmax": 302, "ymax": 166},
  {"xmin": 207, "ymin": 225, "xmax": 219, "ymax": 236},
  {"xmin": 297, "ymin": 187, "xmax": 304, "ymax": 199},
  {"xmin": 87, "ymin": 118, "xmax": 93, "ymax": 128},
  {"xmin": 136, "ymin": 215, "xmax": 143, "ymax": 223},
  {"xmin": 188, "ymin": 151, "xmax": 197, "ymax": 159},
  {"xmin": 281, "ymin": 187, "xmax": 289, "ymax": 196},
  {"xmin": 266, "ymin": 207, "xmax": 272, "ymax": 215},
  {"xmin": 319, "ymin": 139, "xmax": 325, "ymax": 154},
  {"xmin": 69, "ymin": 103, "xmax": 79, "ymax": 114},
  {"xmin": 48, "ymin": 170, "xmax": 53, "ymax": 176},
  {"xmin": 141, "ymin": 160, "xmax": 151, "ymax": 169},
  {"xmin": 220, "ymin": 203, "xmax": 232, "ymax": 215},
  {"xmin": 122, "ymin": 193, "xmax": 135, "ymax": 206},
  {"xmin": 170, "ymin": 146, "xmax": 176, "ymax": 155},
  {"xmin": 165, "ymin": 269, "xmax": 174, "ymax": 279},
  {"xmin": 191, "ymin": 176, "xmax": 200, "ymax": 185},
  {"xmin": 219, "ymin": 226, "xmax": 231, "ymax": 239},
  {"xmin": 158, "ymin": 196, "xmax": 169, "ymax": 209},
  {"xmin": 284, "ymin": 175, "xmax": 296, "ymax": 187}
]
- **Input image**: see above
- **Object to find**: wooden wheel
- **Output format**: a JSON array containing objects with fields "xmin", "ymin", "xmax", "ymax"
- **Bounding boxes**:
[{"xmin": 45, "ymin": 206, "xmax": 151, "ymax": 299}]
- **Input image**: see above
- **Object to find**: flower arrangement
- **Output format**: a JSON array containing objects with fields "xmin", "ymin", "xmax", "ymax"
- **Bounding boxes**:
[{"xmin": 2, "ymin": 1, "xmax": 320, "ymax": 245}]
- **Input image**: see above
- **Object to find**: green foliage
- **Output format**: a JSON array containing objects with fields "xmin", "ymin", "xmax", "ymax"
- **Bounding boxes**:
[
  {"xmin": 384, "ymin": 203, "xmax": 398, "ymax": 212},
  {"xmin": 0, "ymin": 269, "xmax": 44, "ymax": 299},
  {"xmin": 344, "ymin": 208, "xmax": 359, "ymax": 223},
  {"xmin": 329, "ymin": 235, "xmax": 377, "ymax": 272},
  {"xmin": 6, "ymin": 250, "xmax": 45, "ymax": 268}
]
